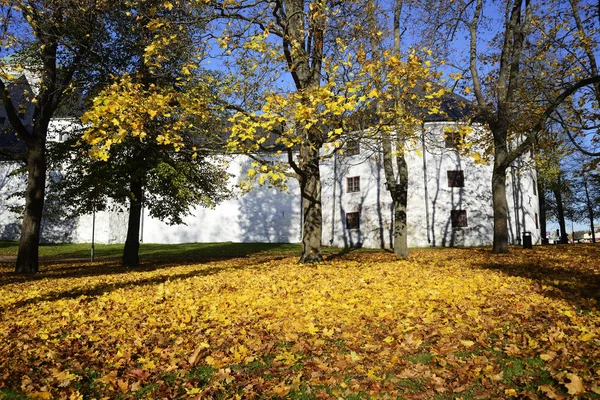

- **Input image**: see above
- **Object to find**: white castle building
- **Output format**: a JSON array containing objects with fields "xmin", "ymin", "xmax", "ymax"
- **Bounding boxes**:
[{"xmin": 0, "ymin": 76, "xmax": 541, "ymax": 248}]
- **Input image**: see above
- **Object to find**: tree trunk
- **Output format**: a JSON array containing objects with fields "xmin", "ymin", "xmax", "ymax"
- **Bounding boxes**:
[
  {"xmin": 369, "ymin": 0, "xmax": 409, "ymax": 259},
  {"xmin": 392, "ymin": 152, "xmax": 409, "ymax": 258},
  {"xmin": 299, "ymin": 142, "xmax": 323, "ymax": 263},
  {"xmin": 537, "ymin": 179, "xmax": 548, "ymax": 244},
  {"xmin": 122, "ymin": 178, "xmax": 143, "ymax": 267},
  {"xmin": 552, "ymin": 178, "xmax": 568, "ymax": 244},
  {"xmin": 582, "ymin": 178, "xmax": 596, "ymax": 243},
  {"xmin": 491, "ymin": 163, "xmax": 510, "ymax": 254},
  {"xmin": 15, "ymin": 140, "xmax": 47, "ymax": 274}
]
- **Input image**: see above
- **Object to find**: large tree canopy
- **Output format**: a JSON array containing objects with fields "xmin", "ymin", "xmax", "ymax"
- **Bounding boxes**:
[
  {"xmin": 207, "ymin": 0, "xmax": 441, "ymax": 262},
  {"xmin": 0, "ymin": 0, "xmax": 125, "ymax": 273},
  {"xmin": 76, "ymin": 0, "xmax": 231, "ymax": 267},
  {"xmin": 410, "ymin": 0, "xmax": 600, "ymax": 252}
]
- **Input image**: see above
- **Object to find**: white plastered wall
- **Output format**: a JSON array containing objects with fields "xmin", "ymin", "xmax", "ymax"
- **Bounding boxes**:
[{"xmin": 1, "ymin": 122, "xmax": 540, "ymax": 248}]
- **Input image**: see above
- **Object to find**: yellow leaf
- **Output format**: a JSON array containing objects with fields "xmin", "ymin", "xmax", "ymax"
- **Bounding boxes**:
[
  {"xmin": 29, "ymin": 392, "xmax": 52, "ymax": 400},
  {"xmin": 578, "ymin": 332, "xmax": 594, "ymax": 341},
  {"xmin": 460, "ymin": 340, "xmax": 475, "ymax": 347},
  {"xmin": 322, "ymin": 327, "xmax": 334, "ymax": 338},
  {"xmin": 144, "ymin": 43, "xmax": 156, "ymax": 54},
  {"xmin": 564, "ymin": 373, "xmax": 585, "ymax": 395},
  {"xmin": 141, "ymin": 360, "xmax": 156, "ymax": 370},
  {"xmin": 306, "ymin": 324, "xmax": 319, "ymax": 335},
  {"xmin": 367, "ymin": 88, "xmax": 378, "ymax": 98},
  {"xmin": 53, "ymin": 370, "xmax": 80, "ymax": 387},
  {"xmin": 504, "ymin": 344, "xmax": 521, "ymax": 356},
  {"xmin": 117, "ymin": 379, "xmax": 129, "ymax": 392},
  {"xmin": 538, "ymin": 385, "xmax": 563, "ymax": 399},
  {"xmin": 164, "ymin": 1, "xmax": 174, "ymax": 10},
  {"xmin": 99, "ymin": 371, "xmax": 117, "ymax": 387},
  {"xmin": 540, "ymin": 351, "xmax": 557, "ymax": 361}
]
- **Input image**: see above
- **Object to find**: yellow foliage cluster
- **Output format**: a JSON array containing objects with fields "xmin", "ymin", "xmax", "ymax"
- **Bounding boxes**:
[
  {"xmin": 0, "ymin": 246, "xmax": 598, "ymax": 398},
  {"xmin": 81, "ymin": 74, "xmax": 211, "ymax": 160},
  {"xmin": 228, "ymin": 48, "xmax": 444, "ymax": 186}
]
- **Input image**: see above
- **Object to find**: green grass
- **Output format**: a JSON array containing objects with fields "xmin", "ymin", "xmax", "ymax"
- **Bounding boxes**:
[
  {"xmin": 397, "ymin": 378, "xmax": 427, "ymax": 392},
  {"xmin": 0, "ymin": 241, "xmax": 388, "ymax": 264},
  {"xmin": 407, "ymin": 351, "xmax": 433, "ymax": 365},
  {"xmin": 186, "ymin": 364, "xmax": 216, "ymax": 386},
  {"xmin": 0, "ymin": 241, "xmax": 301, "ymax": 258},
  {"xmin": 0, "ymin": 389, "xmax": 30, "ymax": 400}
]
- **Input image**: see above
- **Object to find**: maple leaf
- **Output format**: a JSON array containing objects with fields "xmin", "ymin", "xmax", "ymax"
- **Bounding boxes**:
[
  {"xmin": 564, "ymin": 373, "xmax": 585, "ymax": 395},
  {"xmin": 188, "ymin": 343, "xmax": 210, "ymax": 366},
  {"xmin": 504, "ymin": 344, "xmax": 521, "ymax": 356},
  {"xmin": 117, "ymin": 379, "xmax": 129, "ymax": 393},
  {"xmin": 99, "ymin": 371, "xmax": 118, "ymax": 389},
  {"xmin": 52, "ymin": 370, "xmax": 80, "ymax": 387},
  {"xmin": 125, "ymin": 369, "xmax": 150, "ymax": 381},
  {"xmin": 538, "ymin": 385, "xmax": 565, "ymax": 399}
]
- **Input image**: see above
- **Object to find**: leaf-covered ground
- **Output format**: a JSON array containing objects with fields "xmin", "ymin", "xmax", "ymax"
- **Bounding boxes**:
[{"xmin": 0, "ymin": 245, "xmax": 599, "ymax": 399}]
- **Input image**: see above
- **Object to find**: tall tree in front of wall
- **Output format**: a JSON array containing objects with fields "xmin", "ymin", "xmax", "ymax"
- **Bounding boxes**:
[
  {"xmin": 78, "ymin": 0, "xmax": 230, "ymax": 267},
  {"xmin": 214, "ymin": 0, "xmax": 441, "ymax": 262},
  {"xmin": 364, "ymin": 0, "xmax": 444, "ymax": 258},
  {"xmin": 414, "ymin": 0, "xmax": 600, "ymax": 253},
  {"xmin": 0, "ymin": 0, "xmax": 124, "ymax": 274}
]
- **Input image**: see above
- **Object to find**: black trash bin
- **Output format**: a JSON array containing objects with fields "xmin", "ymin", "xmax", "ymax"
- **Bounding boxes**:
[{"xmin": 522, "ymin": 231, "xmax": 532, "ymax": 249}]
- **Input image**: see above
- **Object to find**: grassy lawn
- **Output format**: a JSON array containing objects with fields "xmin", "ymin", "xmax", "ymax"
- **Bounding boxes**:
[
  {"xmin": 0, "ymin": 241, "xmax": 310, "ymax": 260},
  {"xmin": 0, "ymin": 244, "xmax": 598, "ymax": 399}
]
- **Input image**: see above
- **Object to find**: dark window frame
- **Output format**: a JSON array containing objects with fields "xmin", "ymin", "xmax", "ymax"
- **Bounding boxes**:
[
  {"xmin": 346, "ymin": 212, "xmax": 360, "ymax": 230},
  {"xmin": 447, "ymin": 170, "xmax": 465, "ymax": 188},
  {"xmin": 451, "ymin": 210, "xmax": 468, "ymax": 228},
  {"xmin": 345, "ymin": 139, "xmax": 360, "ymax": 156},
  {"xmin": 444, "ymin": 131, "xmax": 462, "ymax": 148},
  {"xmin": 347, "ymin": 176, "xmax": 360, "ymax": 193}
]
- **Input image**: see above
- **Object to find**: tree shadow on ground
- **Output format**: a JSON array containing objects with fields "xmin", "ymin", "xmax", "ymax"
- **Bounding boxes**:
[
  {"xmin": 470, "ymin": 245, "xmax": 600, "ymax": 309},
  {"xmin": 325, "ymin": 246, "xmax": 393, "ymax": 262},
  {"xmin": 0, "ymin": 242, "xmax": 298, "ymax": 287},
  {"xmin": 0, "ymin": 257, "xmax": 274, "ymax": 312}
]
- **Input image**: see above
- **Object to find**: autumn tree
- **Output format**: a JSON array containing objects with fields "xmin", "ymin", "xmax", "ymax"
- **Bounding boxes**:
[
  {"xmin": 562, "ymin": 154, "xmax": 600, "ymax": 243},
  {"xmin": 362, "ymin": 0, "xmax": 444, "ymax": 258},
  {"xmin": 210, "ymin": 0, "xmax": 358, "ymax": 263},
  {"xmin": 48, "ymin": 109, "xmax": 230, "ymax": 267},
  {"xmin": 576, "ymin": 171, "xmax": 600, "ymax": 242},
  {"xmin": 79, "ymin": 0, "xmax": 230, "ymax": 267},
  {"xmin": 0, "ymin": 0, "xmax": 127, "ymax": 273},
  {"xmin": 211, "ymin": 0, "xmax": 439, "ymax": 262},
  {"xmin": 415, "ymin": 0, "xmax": 600, "ymax": 253}
]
